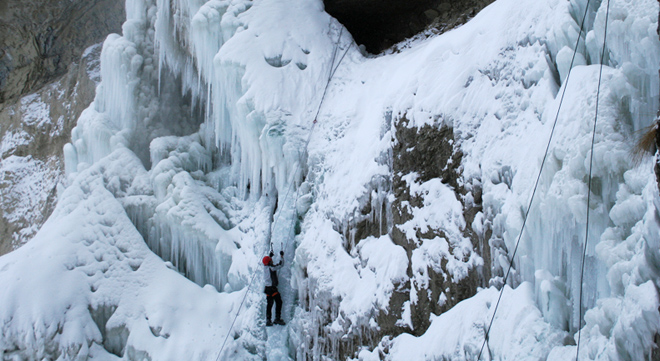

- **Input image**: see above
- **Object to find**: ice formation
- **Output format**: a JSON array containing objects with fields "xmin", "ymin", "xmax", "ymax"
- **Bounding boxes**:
[{"xmin": 1, "ymin": 0, "xmax": 660, "ymax": 360}]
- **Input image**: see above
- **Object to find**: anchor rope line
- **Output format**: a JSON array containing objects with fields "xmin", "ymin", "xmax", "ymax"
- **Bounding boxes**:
[
  {"xmin": 215, "ymin": 271, "xmax": 259, "ymax": 361},
  {"xmin": 279, "ymin": 35, "xmax": 352, "ymax": 252},
  {"xmin": 477, "ymin": 1, "xmax": 593, "ymax": 359},
  {"xmin": 270, "ymin": 26, "xmax": 344, "ymax": 245},
  {"xmin": 576, "ymin": 0, "xmax": 610, "ymax": 359},
  {"xmin": 282, "ymin": 42, "xmax": 353, "ymax": 253},
  {"xmin": 214, "ymin": 26, "xmax": 348, "ymax": 361}
]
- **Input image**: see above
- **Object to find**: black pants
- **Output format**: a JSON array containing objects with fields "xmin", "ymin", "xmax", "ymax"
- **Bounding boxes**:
[{"xmin": 265, "ymin": 286, "xmax": 282, "ymax": 321}]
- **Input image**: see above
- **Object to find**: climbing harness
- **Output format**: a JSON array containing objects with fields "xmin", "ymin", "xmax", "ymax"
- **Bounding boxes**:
[
  {"xmin": 576, "ymin": 0, "xmax": 610, "ymax": 359},
  {"xmin": 214, "ymin": 25, "xmax": 351, "ymax": 361},
  {"xmin": 477, "ymin": 0, "xmax": 601, "ymax": 359}
]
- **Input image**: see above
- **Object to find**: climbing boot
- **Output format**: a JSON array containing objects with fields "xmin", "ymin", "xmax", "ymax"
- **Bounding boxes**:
[
  {"xmin": 274, "ymin": 319, "xmax": 285, "ymax": 326},
  {"xmin": 266, "ymin": 320, "xmax": 273, "ymax": 327}
]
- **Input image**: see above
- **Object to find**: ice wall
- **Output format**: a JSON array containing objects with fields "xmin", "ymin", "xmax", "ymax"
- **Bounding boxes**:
[
  {"xmin": 147, "ymin": 0, "xmax": 347, "ymax": 198},
  {"xmin": 56, "ymin": 0, "xmax": 352, "ymax": 358},
  {"xmin": 505, "ymin": 0, "xmax": 660, "ymax": 343},
  {"xmin": 63, "ymin": 0, "xmax": 344, "ymax": 282}
]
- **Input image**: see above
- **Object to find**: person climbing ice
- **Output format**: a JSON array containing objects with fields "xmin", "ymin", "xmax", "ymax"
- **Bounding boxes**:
[{"xmin": 263, "ymin": 250, "xmax": 285, "ymax": 326}]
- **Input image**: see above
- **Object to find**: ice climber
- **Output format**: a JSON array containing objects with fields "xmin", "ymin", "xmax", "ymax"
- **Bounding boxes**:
[{"xmin": 263, "ymin": 250, "xmax": 285, "ymax": 326}]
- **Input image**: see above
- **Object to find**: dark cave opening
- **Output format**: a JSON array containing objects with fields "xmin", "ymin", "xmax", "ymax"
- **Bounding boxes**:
[
  {"xmin": 324, "ymin": 0, "xmax": 433, "ymax": 54},
  {"xmin": 323, "ymin": 0, "xmax": 495, "ymax": 54}
]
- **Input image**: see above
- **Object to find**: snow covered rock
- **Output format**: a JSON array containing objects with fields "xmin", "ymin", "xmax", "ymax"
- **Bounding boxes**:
[{"xmin": 0, "ymin": 45, "xmax": 104, "ymax": 255}]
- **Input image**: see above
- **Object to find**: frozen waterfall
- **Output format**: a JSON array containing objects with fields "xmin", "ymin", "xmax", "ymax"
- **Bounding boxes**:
[{"xmin": 1, "ymin": 0, "xmax": 660, "ymax": 360}]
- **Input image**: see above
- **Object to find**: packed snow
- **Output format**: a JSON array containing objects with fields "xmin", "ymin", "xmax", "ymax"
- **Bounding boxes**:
[
  {"xmin": 0, "ymin": 155, "xmax": 59, "ymax": 245},
  {"xmin": 1, "ymin": 0, "xmax": 659, "ymax": 360}
]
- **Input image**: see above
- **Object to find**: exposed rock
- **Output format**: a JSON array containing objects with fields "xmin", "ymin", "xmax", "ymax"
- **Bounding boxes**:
[
  {"xmin": 0, "ymin": 0, "xmax": 124, "ymax": 103},
  {"xmin": 321, "ymin": 113, "xmax": 490, "ymax": 354},
  {"xmin": 382, "ymin": 115, "xmax": 486, "ymax": 335},
  {"xmin": 0, "ymin": 45, "xmax": 102, "ymax": 255},
  {"xmin": 323, "ymin": 0, "xmax": 495, "ymax": 54}
]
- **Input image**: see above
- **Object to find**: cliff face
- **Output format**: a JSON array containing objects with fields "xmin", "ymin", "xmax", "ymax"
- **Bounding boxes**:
[
  {"xmin": 0, "ymin": 46, "xmax": 102, "ymax": 255},
  {"xmin": 0, "ymin": 0, "xmax": 124, "ymax": 102},
  {"xmin": 0, "ymin": 0, "xmax": 124, "ymax": 255},
  {"xmin": 0, "ymin": 1, "xmax": 658, "ymax": 360}
]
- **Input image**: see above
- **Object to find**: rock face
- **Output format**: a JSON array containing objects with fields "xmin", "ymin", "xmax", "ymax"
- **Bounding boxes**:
[
  {"xmin": 0, "ymin": 0, "xmax": 124, "ymax": 255},
  {"xmin": 384, "ymin": 116, "xmax": 485, "ymax": 335},
  {"xmin": 0, "ymin": 46, "xmax": 102, "ymax": 255},
  {"xmin": 322, "ymin": 113, "xmax": 488, "ymax": 356},
  {"xmin": 323, "ymin": 0, "xmax": 495, "ymax": 53},
  {"xmin": 0, "ymin": 0, "xmax": 124, "ymax": 103}
]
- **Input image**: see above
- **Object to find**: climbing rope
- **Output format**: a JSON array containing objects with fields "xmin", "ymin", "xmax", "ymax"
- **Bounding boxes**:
[
  {"xmin": 215, "ymin": 271, "xmax": 259, "ymax": 361},
  {"xmin": 281, "ymin": 40, "xmax": 352, "ymax": 252},
  {"xmin": 213, "ymin": 25, "xmax": 350, "ymax": 361},
  {"xmin": 273, "ymin": 39, "xmax": 353, "ymax": 262},
  {"xmin": 271, "ymin": 26, "xmax": 346, "ymax": 249},
  {"xmin": 273, "ymin": 28, "xmax": 352, "ymax": 253},
  {"xmin": 576, "ymin": 0, "xmax": 610, "ymax": 359},
  {"xmin": 477, "ymin": 1, "xmax": 593, "ymax": 359}
]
